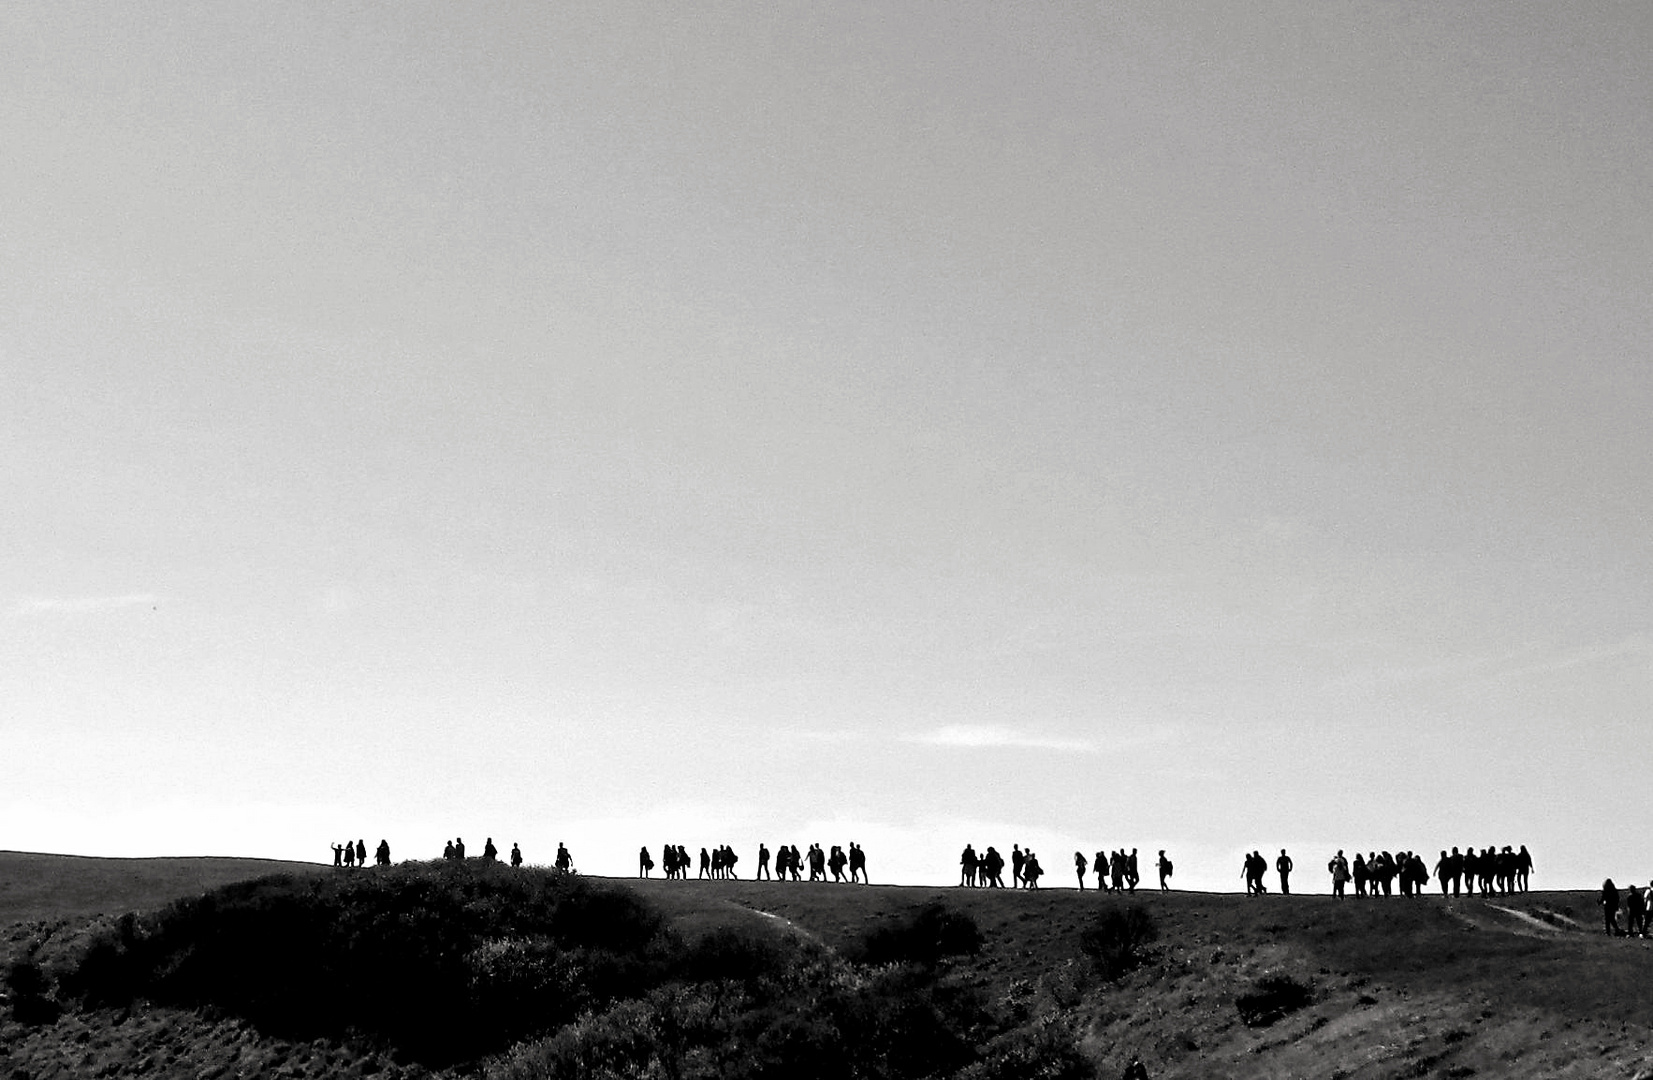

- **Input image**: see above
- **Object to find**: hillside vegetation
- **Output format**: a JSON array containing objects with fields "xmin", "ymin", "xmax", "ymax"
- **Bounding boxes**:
[{"xmin": 2, "ymin": 853, "xmax": 1651, "ymax": 1078}]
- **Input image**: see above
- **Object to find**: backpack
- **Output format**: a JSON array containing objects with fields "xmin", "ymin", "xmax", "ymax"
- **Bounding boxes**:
[{"xmin": 1165, "ymin": 860, "xmax": 1173, "ymax": 876}]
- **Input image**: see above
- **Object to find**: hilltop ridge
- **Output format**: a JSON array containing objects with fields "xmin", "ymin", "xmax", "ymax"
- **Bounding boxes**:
[{"xmin": 2, "ymin": 853, "xmax": 1650, "ymax": 1078}]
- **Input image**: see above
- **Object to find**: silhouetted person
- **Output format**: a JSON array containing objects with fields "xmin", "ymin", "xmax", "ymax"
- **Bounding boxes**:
[
  {"xmin": 508, "ymin": 842, "xmax": 521, "ymax": 868},
  {"xmin": 639, "ymin": 846, "xmax": 653, "ymax": 877},
  {"xmin": 1075, "ymin": 851, "xmax": 1087, "ymax": 890},
  {"xmin": 850, "ymin": 842, "xmax": 867, "ymax": 884},
  {"xmin": 982, "ymin": 846, "xmax": 1003, "ymax": 887},
  {"xmin": 1374, "ymin": 851, "xmax": 1394, "ymax": 896},
  {"xmin": 1626, "ymin": 885, "xmax": 1647, "ymax": 937},
  {"xmin": 455, "ymin": 837, "xmax": 466, "ymax": 860},
  {"xmin": 332, "ymin": 843, "xmax": 344, "ymax": 867},
  {"xmin": 1601, "ymin": 879, "xmax": 1620, "ymax": 935},
  {"xmin": 482, "ymin": 838, "xmax": 498, "ymax": 862},
  {"xmin": 443, "ymin": 840, "xmax": 455, "ymax": 860},
  {"xmin": 1328, "ymin": 851, "xmax": 1349, "ymax": 898},
  {"xmin": 555, "ymin": 842, "xmax": 571, "ymax": 872},
  {"xmin": 355, "ymin": 839, "xmax": 365, "ymax": 866},
  {"xmin": 1024, "ymin": 850, "xmax": 1043, "ymax": 889},
  {"xmin": 343, "ymin": 841, "xmax": 356, "ymax": 868},
  {"xmin": 376, "ymin": 840, "xmax": 390, "ymax": 867},
  {"xmin": 1276, "ymin": 849, "xmax": 1293, "ymax": 894},
  {"xmin": 1517, "ymin": 845, "xmax": 1533, "ymax": 892},
  {"xmin": 1127, "ymin": 848, "xmax": 1140, "ymax": 892},
  {"xmin": 1157, "ymin": 850, "xmax": 1173, "ymax": 892},
  {"xmin": 961, "ymin": 844, "xmax": 979, "ymax": 887}
]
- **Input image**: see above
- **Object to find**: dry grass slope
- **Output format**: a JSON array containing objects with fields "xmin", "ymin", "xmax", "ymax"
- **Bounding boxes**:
[{"xmin": 3, "ymin": 856, "xmax": 1651, "ymax": 1079}]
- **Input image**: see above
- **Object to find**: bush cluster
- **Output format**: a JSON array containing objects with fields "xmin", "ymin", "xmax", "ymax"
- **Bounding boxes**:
[
  {"xmin": 54, "ymin": 870, "xmax": 1089, "ymax": 1078},
  {"xmin": 5, "ymin": 960, "xmax": 62, "ymax": 1026},
  {"xmin": 1235, "ymin": 972, "xmax": 1313, "ymax": 1027},
  {"xmin": 492, "ymin": 933, "xmax": 997, "ymax": 1080},
  {"xmin": 856, "ymin": 902, "xmax": 985, "ymax": 968},
  {"xmin": 1077, "ymin": 905, "xmax": 1159, "ymax": 982},
  {"xmin": 60, "ymin": 862, "xmax": 666, "ymax": 1065}
]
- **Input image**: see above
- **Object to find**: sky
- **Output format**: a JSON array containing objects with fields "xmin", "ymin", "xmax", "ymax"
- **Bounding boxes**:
[{"xmin": 4, "ymin": 3, "xmax": 1650, "ymax": 893}]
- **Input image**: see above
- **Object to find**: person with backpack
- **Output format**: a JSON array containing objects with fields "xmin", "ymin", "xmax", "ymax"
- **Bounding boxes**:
[{"xmin": 1157, "ymin": 850, "xmax": 1174, "ymax": 891}]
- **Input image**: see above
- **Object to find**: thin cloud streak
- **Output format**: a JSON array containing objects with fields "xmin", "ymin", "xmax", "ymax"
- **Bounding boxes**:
[
  {"xmin": 903, "ymin": 725, "xmax": 1100, "ymax": 754},
  {"xmin": 10, "ymin": 594, "xmax": 159, "ymax": 616}
]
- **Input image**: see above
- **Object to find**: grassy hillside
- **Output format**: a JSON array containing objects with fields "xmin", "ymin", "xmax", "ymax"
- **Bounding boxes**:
[
  {"xmin": 628, "ymin": 879, "xmax": 1653, "ymax": 1078},
  {"xmin": 0, "ymin": 850, "xmax": 324, "ymax": 924},
  {"xmin": 3, "ymin": 854, "xmax": 1651, "ymax": 1079}
]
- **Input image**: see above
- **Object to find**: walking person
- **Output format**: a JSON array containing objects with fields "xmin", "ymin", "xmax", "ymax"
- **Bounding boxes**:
[{"xmin": 1276, "ymin": 849, "xmax": 1293, "ymax": 894}]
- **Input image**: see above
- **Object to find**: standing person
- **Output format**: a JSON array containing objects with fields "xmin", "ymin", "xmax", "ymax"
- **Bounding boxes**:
[
  {"xmin": 1328, "ymin": 851, "xmax": 1349, "ymax": 898},
  {"xmin": 1276, "ymin": 849, "xmax": 1293, "ymax": 894},
  {"xmin": 639, "ymin": 846, "xmax": 653, "ymax": 877},
  {"xmin": 757, "ymin": 843, "xmax": 771, "ymax": 880},
  {"xmin": 960, "ymin": 844, "xmax": 979, "ymax": 887},
  {"xmin": 356, "ymin": 839, "xmax": 366, "ymax": 867},
  {"xmin": 1127, "ymin": 849, "xmax": 1140, "ymax": 892},
  {"xmin": 332, "ymin": 843, "xmax": 344, "ymax": 867},
  {"xmin": 1601, "ymin": 879, "xmax": 1621, "ymax": 935},
  {"xmin": 1517, "ymin": 845, "xmax": 1533, "ymax": 892},
  {"xmin": 1024, "ymin": 850, "xmax": 1043, "ymax": 889},
  {"xmin": 850, "ymin": 842, "xmax": 867, "ymax": 884},
  {"xmin": 982, "ymin": 846, "xmax": 1003, "ymax": 887},
  {"xmin": 1011, "ymin": 845, "xmax": 1025, "ymax": 889},
  {"xmin": 343, "ymin": 841, "xmax": 356, "ymax": 868},
  {"xmin": 509, "ymin": 842, "xmax": 522, "ymax": 868},
  {"xmin": 1625, "ymin": 884, "xmax": 1647, "ymax": 938},
  {"xmin": 455, "ymin": 837, "xmax": 466, "ymax": 860},
  {"xmin": 1074, "ymin": 851, "xmax": 1087, "ymax": 890},
  {"xmin": 376, "ymin": 839, "xmax": 390, "ymax": 867},
  {"xmin": 1157, "ymin": 850, "xmax": 1173, "ymax": 892},
  {"xmin": 482, "ymin": 838, "xmax": 498, "ymax": 862},
  {"xmin": 555, "ymin": 842, "xmax": 572, "ymax": 873}
]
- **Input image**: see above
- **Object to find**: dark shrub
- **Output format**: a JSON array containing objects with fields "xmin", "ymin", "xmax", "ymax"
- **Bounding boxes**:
[
  {"xmin": 957, "ymin": 1016, "xmax": 1094, "ymax": 1080},
  {"xmin": 857, "ymin": 902, "xmax": 984, "ymax": 967},
  {"xmin": 1236, "ymin": 973, "xmax": 1313, "ymax": 1027},
  {"xmin": 1078, "ymin": 905, "xmax": 1158, "ymax": 982},
  {"xmin": 59, "ymin": 862, "xmax": 671, "ymax": 1067},
  {"xmin": 6, "ymin": 961, "xmax": 62, "ymax": 1025},
  {"xmin": 678, "ymin": 925, "xmax": 793, "ymax": 986}
]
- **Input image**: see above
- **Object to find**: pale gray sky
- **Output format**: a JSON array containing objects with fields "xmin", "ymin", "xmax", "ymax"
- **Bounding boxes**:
[{"xmin": 5, "ymin": 3, "xmax": 1650, "ymax": 890}]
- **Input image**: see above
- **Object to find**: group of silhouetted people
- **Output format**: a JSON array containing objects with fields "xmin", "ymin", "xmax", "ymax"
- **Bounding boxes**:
[
  {"xmin": 439, "ymin": 836, "xmax": 529, "ymax": 868},
  {"xmin": 1323, "ymin": 844, "xmax": 1533, "ymax": 898},
  {"xmin": 640, "ymin": 842, "xmax": 867, "ymax": 883},
  {"xmin": 332, "ymin": 839, "xmax": 389, "ymax": 868},
  {"xmin": 956, "ymin": 844, "xmax": 1165, "ymax": 892},
  {"xmin": 1079, "ymin": 848, "xmax": 1159, "ymax": 893},
  {"xmin": 1599, "ymin": 878, "xmax": 1653, "ymax": 936},
  {"xmin": 958, "ymin": 844, "xmax": 1060, "ymax": 889}
]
